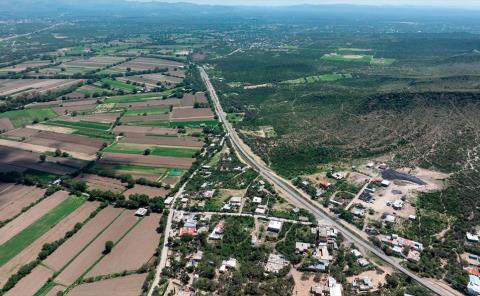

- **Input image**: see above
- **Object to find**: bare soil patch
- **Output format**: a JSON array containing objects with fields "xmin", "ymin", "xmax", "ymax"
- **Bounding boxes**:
[
  {"xmin": 0, "ymin": 185, "xmax": 46, "ymax": 221},
  {"xmin": 43, "ymin": 207, "xmax": 123, "ymax": 272},
  {"xmin": 121, "ymin": 114, "xmax": 169, "ymax": 123},
  {"xmin": 3, "ymin": 128, "xmax": 40, "ymax": 140},
  {"xmin": 86, "ymin": 214, "xmax": 161, "ymax": 277},
  {"xmin": 26, "ymin": 124, "xmax": 75, "ymax": 134},
  {"xmin": 116, "ymin": 98, "xmax": 181, "ymax": 108},
  {"xmin": 0, "ymin": 118, "xmax": 14, "ymax": 132},
  {"xmin": 123, "ymin": 185, "xmax": 168, "ymax": 198},
  {"xmin": 171, "ymin": 107, "xmax": 214, "ymax": 120},
  {"xmin": 113, "ymin": 125, "xmax": 177, "ymax": 136},
  {"xmin": 68, "ymin": 273, "xmax": 146, "ymax": 296},
  {"xmin": 75, "ymin": 174, "xmax": 127, "ymax": 193},
  {"xmin": 100, "ymin": 153, "xmax": 194, "ymax": 169},
  {"xmin": 0, "ymin": 146, "xmax": 81, "ymax": 174},
  {"xmin": 54, "ymin": 210, "xmax": 137, "ymax": 286},
  {"xmin": 4, "ymin": 265, "xmax": 53, "ymax": 296}
]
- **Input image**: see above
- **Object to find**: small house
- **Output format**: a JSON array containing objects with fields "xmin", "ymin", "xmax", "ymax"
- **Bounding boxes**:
[
  {"xmin": 267, "ymin": 220, "xmax": 283, "ymax": 233},
  {"xmin": 135, "ymin": 208, "xmax": 148, "ymax": 217}
]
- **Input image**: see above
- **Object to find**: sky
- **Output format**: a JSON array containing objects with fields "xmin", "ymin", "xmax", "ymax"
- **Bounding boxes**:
[{"xmin": 153, "ymin": 0, "xmax": 480, "ymax": 8}]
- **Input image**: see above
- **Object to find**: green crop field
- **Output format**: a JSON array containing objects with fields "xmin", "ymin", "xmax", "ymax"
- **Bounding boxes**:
[
  {"xmin": 104, "ymin": 143, "xmax": 198, "ymax": 158},
  {"xmin": 104, "ymin": 88, "xmax": 178, "ymax": 104},
  {"xmin": 107, "ymin": 164, "xmax": 168, "ymax": 175},
  {"xmin": 0, "ymin": 108, "xmax": 58, "ymax": 128},
  {"xmin": 124, "ymin": 106, "xmax": 171, "ymax": 116},
  {"xmin": 46, "ymin": 120, "xmax": 111, "ymax": 131},
  {"xmin": 0, "ymin": 196, "xmax": 85, "ymax": 266},
  {"xmin": 102, "ymin": 78, "xmax": 139, "ymax": 92}
]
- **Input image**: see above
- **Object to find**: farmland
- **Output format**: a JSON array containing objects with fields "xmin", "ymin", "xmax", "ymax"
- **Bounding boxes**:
[
  {"xmin": 0, "ymin": 108, "xmax": 57, "ymax": 128},
  {"xmin": 0, "ymin": 194, "xmax": 85, "ymax": 266},
  {"xmin": 104, "ymin": 143, "xmax": 198, "ymax": 158}
]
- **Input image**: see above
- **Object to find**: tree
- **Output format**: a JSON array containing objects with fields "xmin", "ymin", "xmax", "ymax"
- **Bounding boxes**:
[
  {"xmin": 54, "ymin": 149, "xmax": 62, "ymax": 157},
  {"xmin": 144, "ymin": 148, "xmax": 151, "ymax": 155},
  {"xmin": 104, "ymin": 241, "xmax": 114, "ymax": 254},
  {"xmin": 39, "ymin": 154, "xmax": 47, "ymax": 162}
]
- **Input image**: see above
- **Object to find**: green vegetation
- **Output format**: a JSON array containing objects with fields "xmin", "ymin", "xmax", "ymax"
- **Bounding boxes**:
[
  {"xmin": 124, "ymin": 106, "xmax": 171, "ymax": 116},
  {"xmin": 104, "ymin": 143, "xmax": 198, "ymax": 158},
  {"xmin": 46, "ymin": 119, "xmax": 111, "ymax": 131},
  {"xmin": 0, "ymin": 108, "xmax": 57, "ymax": 128},
  {"xmin": 104, "ymin": 88, "xmax": 178, "ymax": 104},
  {"xmin": 226, "ymin": 113, "xmax": 244, "ymax": 123},
  {"xmin": 101, "ymin": 78, "xmax": 139, "ymax": 92},
  {"xmin": 0, "ymin": 196, "xmax": 85, "ymax": 266}
]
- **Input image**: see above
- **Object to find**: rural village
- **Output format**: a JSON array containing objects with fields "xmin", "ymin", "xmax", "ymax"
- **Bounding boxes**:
[{"xmin": 0, "ymin": 3, "xmax": 479, "ymax": 296}]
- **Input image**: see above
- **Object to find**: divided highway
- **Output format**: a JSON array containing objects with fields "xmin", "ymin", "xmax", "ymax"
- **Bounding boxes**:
[{"xmin": 199, "ymin": 66, "xmax": 456, "ymax": 296}]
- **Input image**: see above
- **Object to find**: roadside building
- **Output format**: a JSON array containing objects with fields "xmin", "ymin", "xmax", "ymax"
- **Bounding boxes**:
[
  {"xmin": 267, "ymin": 220, "xmax": 283, "ymax": 233},
  {"xmin": 229, "ymin": 196, "xmax": 242, "ymax": 206}
]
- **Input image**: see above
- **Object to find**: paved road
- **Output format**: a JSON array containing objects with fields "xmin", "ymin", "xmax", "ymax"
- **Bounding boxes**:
[
  {"xmin": 147, "ymin": 173, "xmax": 195, "ymax": 296},
  {"xmin": 199, "ymin": 66, "xmax": 458, "ymax": 296},
  {"xmin": 0, "ymin": 23, "xmax": 63, "ymax": 42}
]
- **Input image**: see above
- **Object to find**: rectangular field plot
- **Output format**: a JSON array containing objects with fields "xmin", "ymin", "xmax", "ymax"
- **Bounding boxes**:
[
  {"xmin": 0, "ymin": 79, "xmax": 82, "ymax": 97},
  {"xmin": 0, "ymin": 185, "xmax": 46, "ymax": 222},
  {"xmin": 68, "ymin": 273, "xmax": 147, "ymax": 296},
  {"xmin": 0, "ymin": 202, "xmax": 99, "ymax": 285},
  {"xmin": 123, "ymin": 106, "xmax": 171, "ymax": 116},
  {"xmin": 53, "ymin": 210, "xmax": 138, "ymax": 286},
  {"xmin": 99, "ymin": 153, "xmax": 195, "ymax": 169},
  {"xmin": 85, "ymin": 214, "xmax": 160, "ymax": 277},
  {"xmin": 101, "ymin": 78, "xmax": 139, "ymax": 92},
  {"xmin": 43, "ymin": 207, "xmax": 124, "ymax": 272},
  {"xmin": 104, "ymin": 89, "xmax": 179, "ymax": 104},
  {"xmin": 104, "ymin": 143, "xmax": 198, "ymax": 158},
  {"xmin": 0, "ymin": 194, "xmax": 84, "ymax": 266},
  {"xmin": 0, "ymin": 108, "xmax": 58, "ymax": 128}
]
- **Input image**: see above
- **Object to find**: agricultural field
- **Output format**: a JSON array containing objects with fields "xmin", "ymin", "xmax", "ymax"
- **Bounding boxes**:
[
  {"xmin": 38, "ymin": 56, "xmax": 127, "ymax": 76},
  {"xmin": 0, "ymin": 60, "xmax": 53, "ymax": 74},
  {"xmin": 0, "ymin": 108, "xmax": 57, "ymax": 128},
  {"xmin": 0, "ymin": 79, "xmax": 82, "ymax": 98}
]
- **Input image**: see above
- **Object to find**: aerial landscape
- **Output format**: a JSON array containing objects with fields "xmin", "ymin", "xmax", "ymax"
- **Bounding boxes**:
[{"xmin": 0, "ymin": 0, "xmax": 479, "ymax": 295}]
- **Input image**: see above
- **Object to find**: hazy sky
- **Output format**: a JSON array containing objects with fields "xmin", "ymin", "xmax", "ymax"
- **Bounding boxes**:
[{"xmin": 155, "ymin": 0, "xmax": 480, "ymax": 8}]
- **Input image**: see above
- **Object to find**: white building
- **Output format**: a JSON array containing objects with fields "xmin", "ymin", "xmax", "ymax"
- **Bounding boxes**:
[{"xmin": 267, "ymin": 220, "xmax": 283, "ymax": 233}]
